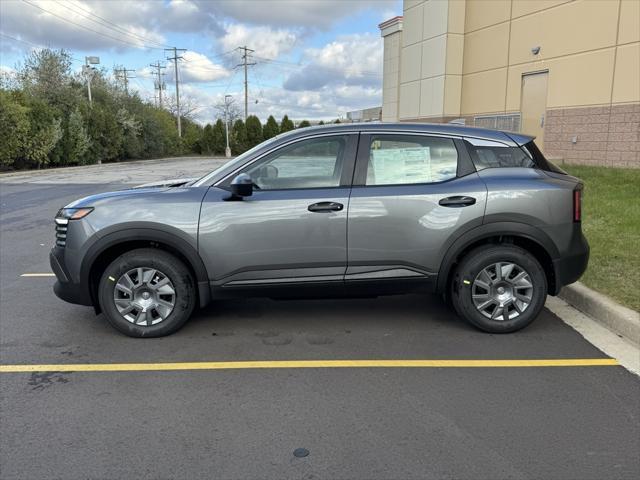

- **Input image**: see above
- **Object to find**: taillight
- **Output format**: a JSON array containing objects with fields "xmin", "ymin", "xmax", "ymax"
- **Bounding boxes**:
[{"xmin": 573, "ymin": 188, "xmax": 582, "ymax": 222}]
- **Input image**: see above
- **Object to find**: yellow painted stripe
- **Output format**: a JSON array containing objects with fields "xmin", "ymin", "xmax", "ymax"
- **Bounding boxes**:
[
  {"xmin": 0, "ymin": 358, "xmax": 618, "ymax": 373},
  {"xmin": 20, "ymin": 273, "xmax": 55, "ymax": 277}
]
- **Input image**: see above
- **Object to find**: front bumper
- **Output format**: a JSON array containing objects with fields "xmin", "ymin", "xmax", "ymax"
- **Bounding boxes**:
[{"xmin": 50, "ymin": 248, "xmax": 93, "ymax": 306}]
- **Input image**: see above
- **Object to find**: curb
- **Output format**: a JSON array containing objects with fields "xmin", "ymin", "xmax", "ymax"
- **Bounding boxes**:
[{"xmin": 559, "ymin": 282, "xmax": 640, "ymax": 345}]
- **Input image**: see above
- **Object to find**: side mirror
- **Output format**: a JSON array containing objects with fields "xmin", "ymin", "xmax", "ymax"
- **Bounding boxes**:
[{"xmin": 229, "ymin": 173, "xmax": 253, "ymax": 199}]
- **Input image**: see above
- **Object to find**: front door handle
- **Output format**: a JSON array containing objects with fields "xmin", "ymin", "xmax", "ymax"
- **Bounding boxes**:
[
  {"xmin": 439, "ymin": 196, "xmax": 476, "ymax": 207},
  {"xmin": 308, "ymin": 201, "xmax": 344, "ymax": 213}
]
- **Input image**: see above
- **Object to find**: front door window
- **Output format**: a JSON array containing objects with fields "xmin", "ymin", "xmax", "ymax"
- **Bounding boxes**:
[{"xmin": 243, "ymin": 136, "xmax": 350, "ymax": 190}]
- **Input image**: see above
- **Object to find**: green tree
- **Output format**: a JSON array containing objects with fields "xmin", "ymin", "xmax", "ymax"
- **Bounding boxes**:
[
  {"xmin": 117, "ymin": 108, "xmax": 142, "ymax": 159},
  {"xmin": 201, "ymin": 124, "xmax": 215, "ymax": 154},
  {"xmin": 280, "ymin": 114, "xmax": 294, "ymax": 133},
  {"xmin": 0, "ymin": 91, "xmax": 29, "ymax": 168},
  {"xmin": 298, "ymin": 120, "xmax": 311, "ymax": 128},
  {"xmin": 334, "ymin": 118, "xmax": 341, "ymax": 124},
  {"xmin": 139, "ymin": 107, "xmax": 180, "ymax": 159},
  {"xmin": 181, "ymin": 119, "xmax": 204, "ymax": 154},
  {"xmin": 245, "ymin": 115, "xmax": 263, "ymax": 148},
  {"xmin": 231, "ymin": 119, "xmax": 248, "ymax": 154},
  {"xmin": 17, "ymin": 48, "xmax": 75, "ymax": 108},
  {"xmin": 64, "ymin": 107, "xmax": 91, "ymax": 165},
  {"xmin": 212, "ymin": 119, "xmax": 226, "ymax": 155},
  {"xmin": 263, "ymin": 115, "xmax": 279, "ymax": 139},
  {"xmin": 0, "ymin": 47, "xmax": 205, "ymax": 170},
  {"xmin": 18, "ymin": 96, "xmax": 62, "ymax": 168},
  {"xmin": 318, "ymin": 120, "xmax": 325, "ymax": 125},
  {"xmin": 85, "ymin": 103, "xmax": 123, "ymax": 163}
]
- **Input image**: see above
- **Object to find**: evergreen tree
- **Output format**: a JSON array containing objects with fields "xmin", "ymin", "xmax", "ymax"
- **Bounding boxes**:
[
  {"xmin": 64, "ymin": 107, "xmax": 91, "ymax": 165},
  {"xmin": 280, "ymin": 114, "xmax": 294, "ymax": 133},
  {"xmin": 298, "ymin": 120, "xmax": 311, "ymax": 128},
  {"xmin": 334, "ymin": 118, "xmax": 341, "ymax": 124},
  {"xmin": 245, "ymin": 115, "xmax": 263, "ymax": 148},
  {"xmin": 201, "ymin": 124, "xmax": 214, "ymax": 154},
  {"xmin": 231, "ymin": 119, "xmax": 248, "ymax": 154},
  {"xmin": 213, "ymin": 119, "xmax": 226, "ymax": 154},
  {"xmin": 263, "ymin": 115, "xmax": 279, "ymax": 139},
  {"xmin": 318, "ymin": 120, "xmax": 325, "ymax": 125}
]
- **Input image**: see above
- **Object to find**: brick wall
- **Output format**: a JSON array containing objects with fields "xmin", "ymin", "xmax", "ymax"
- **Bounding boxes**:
[{"xmin": 544, "ymin": 104, "xmax": 640, "ymax": 168}]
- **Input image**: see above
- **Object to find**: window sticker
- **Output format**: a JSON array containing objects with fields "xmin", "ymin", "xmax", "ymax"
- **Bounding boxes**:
[{"xmin": 370, "ymin": 147, "xmax": 432, "ymax": 184}]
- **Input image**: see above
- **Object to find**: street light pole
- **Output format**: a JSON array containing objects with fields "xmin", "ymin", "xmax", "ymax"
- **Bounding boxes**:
[
  {"xmin": 224, "ymin": 94, "xmax": 232, "ymax": 158},
  {"xmin": 83, "ymin": 56, "xmax": 100, "ymax": 106}
]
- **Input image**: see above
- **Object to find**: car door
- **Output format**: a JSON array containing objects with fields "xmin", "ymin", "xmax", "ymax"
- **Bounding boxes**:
[
  {"xmin": 346, "ymin": 132, "xmax": 487, "ymax": 285},
  {"xmin": 198, "ymin": 133, "xmax": 358, "ymax": 288}
]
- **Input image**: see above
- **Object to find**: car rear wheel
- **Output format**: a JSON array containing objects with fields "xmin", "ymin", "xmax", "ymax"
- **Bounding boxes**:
[
  {"xmin": 451, "ymin": 244, "xmax": 547, "ymax": 333},
  {"xmin": 98, "ymin": 248, "xmax": 196, "ymax": 337}
]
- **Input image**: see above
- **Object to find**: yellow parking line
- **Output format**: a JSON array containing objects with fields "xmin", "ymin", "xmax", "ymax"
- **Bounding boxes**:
[
  {"xmin": 0, "ymin": 358, "xmax": 618, "ymax": 373},
  {"xmin": 20, "ymin": 273, "xmax": 55, "ymax": 277}
]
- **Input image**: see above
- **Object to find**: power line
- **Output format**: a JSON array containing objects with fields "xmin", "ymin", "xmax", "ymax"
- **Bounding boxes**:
[
  {"xmin": 53, "ymin": 0, "xmax": 171, "ymax": 49},
  {"xmin": 0, "ymin": 32, "xmax": 84, "ymax": 63},
  {"xmin": 21, "ymin": 0, "xmax": 165, "ymax": 51}
]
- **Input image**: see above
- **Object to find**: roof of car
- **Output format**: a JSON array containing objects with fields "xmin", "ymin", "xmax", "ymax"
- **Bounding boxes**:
[{"xmin": 278, "ymin": 122, "xmax": 533, "ymax": 146}]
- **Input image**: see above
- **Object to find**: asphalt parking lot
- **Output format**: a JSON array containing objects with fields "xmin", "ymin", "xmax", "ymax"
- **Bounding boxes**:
[{"xmin": 1, "ymin": 158, "xmax": 639, "ymax": 480}]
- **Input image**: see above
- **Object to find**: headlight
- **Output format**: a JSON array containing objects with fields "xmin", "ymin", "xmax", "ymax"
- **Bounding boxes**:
[{"xmin": 55, "ymin": 207, "xmax": 94, "ymax": 223}]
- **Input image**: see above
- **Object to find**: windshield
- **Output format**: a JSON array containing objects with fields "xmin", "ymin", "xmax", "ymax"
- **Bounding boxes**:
[{"xmin": 192, "ymin": 136, "xmax": 281, "ymax": 187}]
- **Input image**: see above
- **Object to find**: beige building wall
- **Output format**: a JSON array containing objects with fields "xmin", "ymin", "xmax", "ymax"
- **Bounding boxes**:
[
  {"xmin": 380, "ymin": 0, "xmax": 640, "ymax": 167},
  {"xmin": 380, "ymin": 17, "xmax": 403, "ymax": 122}
]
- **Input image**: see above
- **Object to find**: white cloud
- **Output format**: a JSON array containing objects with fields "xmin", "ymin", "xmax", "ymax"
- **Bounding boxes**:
[
  {"xmin": 0, "ymin": 0, "xmax": 169, "ymax": 52},
  {"xmin": 283, "ymin": 33, "xmax": 382, "ymax": 91},
  {"xmin": 204, "ymin": 0, "xmax": 397, "ymax": 30},
  {"xmin": 220, "ymin": 24, "xmax": 298, "ymax": 60},
  {"xmin": 167, "ymin": 51, "xmax": 231, "ymax": 83}
]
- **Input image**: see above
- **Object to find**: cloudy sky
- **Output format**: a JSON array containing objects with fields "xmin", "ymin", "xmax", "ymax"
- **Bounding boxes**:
[{"xmin": 0, "ymin": 0, "xmax": 401, "ymax": 124}]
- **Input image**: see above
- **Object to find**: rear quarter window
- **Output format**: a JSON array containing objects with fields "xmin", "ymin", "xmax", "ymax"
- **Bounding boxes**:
[{"xmin": 465, "ymin": 140, "xmax": 535, "ymax": 170}]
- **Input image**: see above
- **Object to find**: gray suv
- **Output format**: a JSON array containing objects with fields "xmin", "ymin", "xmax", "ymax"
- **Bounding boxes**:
[{"xmin": 50, "ymin": 123, "xmax": 589, "ymax": 337}]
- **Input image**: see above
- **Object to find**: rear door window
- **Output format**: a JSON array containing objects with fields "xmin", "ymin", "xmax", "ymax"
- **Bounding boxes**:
[{"xmin": 364, "ymin": 135, "xmax": 458, "ymax": 186}]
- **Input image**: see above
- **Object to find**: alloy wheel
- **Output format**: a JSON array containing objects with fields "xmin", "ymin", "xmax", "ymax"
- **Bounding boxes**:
[
  {"xmin": 471, "ymin": 262, "xmax": 533, "ymax": 322},
  {"xmin": 113, "ymin": 267, "xmax": 176, "ymax": 326}
]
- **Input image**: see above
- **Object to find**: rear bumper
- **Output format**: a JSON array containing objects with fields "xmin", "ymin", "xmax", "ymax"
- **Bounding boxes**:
[
  {"xmin": 50, "ymin": 248, "xmax": 93, "ymax": 306},
  {"xmin": 551, "ymin": 234, "xmax": 589, "ymax": 295}
]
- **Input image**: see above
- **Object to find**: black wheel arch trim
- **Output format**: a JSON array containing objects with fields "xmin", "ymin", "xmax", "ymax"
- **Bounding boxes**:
[
  {"xmin": 80, "ymin": 225, "xmax": 211, "ymax": 308},
  {"xmin": 436, "ymin": 221, "xmax": 559, "ymax": 294}
]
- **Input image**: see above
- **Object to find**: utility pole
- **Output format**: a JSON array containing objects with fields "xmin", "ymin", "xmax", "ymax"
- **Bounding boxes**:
[
  {"xmin": 224, "ymin": 94, "xmax": 233, "ymax": 158},
  {"xmin": 165, "ymin": 47, "xmax": 187, "ymax": 137},
  {"xmin": 236, "ymin": 46, "xmax": 255, "ymax": 121},
  {"xmin": 114, "ymin": 67, "xmax": 136, "ymax": 94},
  {"xmin": 150, "ymin": 61, "xmax": 166, "ymax": 107}
]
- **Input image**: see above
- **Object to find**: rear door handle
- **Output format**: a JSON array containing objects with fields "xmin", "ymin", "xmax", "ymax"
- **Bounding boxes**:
[
  {"xmin": 308, "ymin": 201, "xmax": 344, "ymax": 213},
  {"xmin": 439, "ymin": 196, "xmax": 476, "ymax": 207}
]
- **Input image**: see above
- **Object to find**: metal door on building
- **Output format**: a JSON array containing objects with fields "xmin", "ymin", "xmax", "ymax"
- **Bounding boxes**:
[{"xmin": 520, "ymin": 71, "xmax": 549, "ymax": 148}]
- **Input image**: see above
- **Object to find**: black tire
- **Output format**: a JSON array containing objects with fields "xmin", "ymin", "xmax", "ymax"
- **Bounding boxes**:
[
  {"xmin": 98, "ymin": 248, "xmax": 196, "ymax": 338},
  {"xmin": 450, "ymin": 244, "xmax": 547, "ymax": 333}
]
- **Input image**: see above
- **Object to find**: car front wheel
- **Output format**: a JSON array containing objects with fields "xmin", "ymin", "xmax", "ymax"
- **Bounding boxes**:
[
  {"xmin": 98, "ymin": 248, "xmax": 196, "ymax": 337},
  {"xmin": 451, "ymin": 244, "xmax": 547, "ymax": 333}
]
